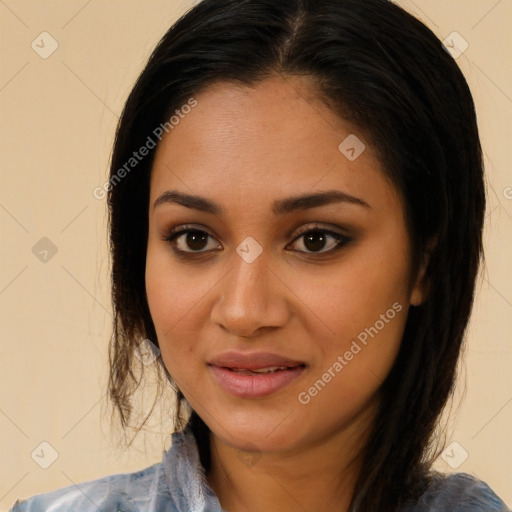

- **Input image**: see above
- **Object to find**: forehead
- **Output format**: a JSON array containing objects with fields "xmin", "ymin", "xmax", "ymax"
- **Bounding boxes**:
[{"xmin": 149, "ymin": 75, "xmax": 395, "ymax": 214}]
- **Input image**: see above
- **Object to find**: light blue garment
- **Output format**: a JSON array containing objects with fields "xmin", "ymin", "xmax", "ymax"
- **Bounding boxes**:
[{"xmin": 9, "ymin": 424, "xmax": 510, "ymax": 512}]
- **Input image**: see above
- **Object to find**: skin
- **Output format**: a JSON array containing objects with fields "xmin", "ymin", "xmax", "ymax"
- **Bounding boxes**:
[{"xmin": 145, "ymin": 74, "xmax": 428, "ymax": 512}]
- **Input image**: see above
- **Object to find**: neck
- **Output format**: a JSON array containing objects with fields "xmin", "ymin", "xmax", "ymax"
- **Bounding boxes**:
[{"xmin": 206, "ymin": 411, "xmax": 374, "ymax": 512}]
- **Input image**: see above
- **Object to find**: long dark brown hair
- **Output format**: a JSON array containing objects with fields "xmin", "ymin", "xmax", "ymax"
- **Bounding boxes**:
[{"xmin": 106, "ymin": 1, "xmax": 485, "ymax": 510}]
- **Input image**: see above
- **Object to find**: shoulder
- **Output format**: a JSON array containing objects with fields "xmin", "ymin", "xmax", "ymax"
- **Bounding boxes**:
[
  {"xmin": 8, "ymin": 426, "xmax": 223, "ymax": 512},
  {"xmin": 401, "ymin": 471, "xmax": 511, "ymax": 512},
  {"xmin": 8, "ymin": 460, "xmax": 162, "ymax": 512}
]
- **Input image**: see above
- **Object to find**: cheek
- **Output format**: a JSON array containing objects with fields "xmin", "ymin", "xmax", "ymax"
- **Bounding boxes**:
[
  {"xmin": 299, "ymin": 242, "xmax": 410, "ymax": 349},
  {"xmin": 295, "ymin": 300, "xmax": 408, "ymax": 437},
  {"xmin": 145, "ymin": 248, "xmax": 174, "ymax": 333},
  {"xmin": 145, "ymin": 244, "xmax": 212, "ymax": 378},
  {"xmin": 145, "ymin": 242, "xmax": 203, "ymax": 329},
  {"xmin": 294, "ymin": 238, "xmax": 410, "ymax": 406}
]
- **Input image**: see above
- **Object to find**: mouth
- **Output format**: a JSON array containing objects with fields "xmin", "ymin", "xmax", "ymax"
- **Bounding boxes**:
[
  {"xmin": 207, "ymin": 351, "xmax": 306, "ymax": 398},
  {"xmin": 224, "ymin": 365, "xmax": 304, "ymax": 375}
]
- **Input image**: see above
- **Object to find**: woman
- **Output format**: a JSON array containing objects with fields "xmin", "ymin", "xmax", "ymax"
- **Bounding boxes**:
[{"xmin": 10, "ymin": 0, "xmax": 510, "ymax": 511}]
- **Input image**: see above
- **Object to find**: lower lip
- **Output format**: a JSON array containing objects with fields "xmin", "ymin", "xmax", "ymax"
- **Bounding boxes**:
[{"xmin": 208, "ymin": 365, "xmax": 306, "ymax": 398}]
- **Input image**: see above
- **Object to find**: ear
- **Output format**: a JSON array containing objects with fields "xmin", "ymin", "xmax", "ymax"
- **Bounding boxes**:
[{"xmin": 410, "ymin": 236, "xmax": 437, "ymax": 306}]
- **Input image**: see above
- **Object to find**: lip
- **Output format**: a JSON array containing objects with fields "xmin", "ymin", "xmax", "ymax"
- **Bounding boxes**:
[
  {"xmin": 208, "ymin": 351, "xmax": 305, "ymax": 370},
  {"xmin": 208, "ymin": 351, "xmax": 306, "ymax": 398}
]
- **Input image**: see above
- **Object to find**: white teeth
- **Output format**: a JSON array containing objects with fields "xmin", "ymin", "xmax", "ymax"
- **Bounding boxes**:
[
  {"xmin": 251, "ymin": 366, "xmax": 287, "ymax": 373},
  {"xmin": 232, "ymin": 366, "xmax": 288, "ymax": 374}
]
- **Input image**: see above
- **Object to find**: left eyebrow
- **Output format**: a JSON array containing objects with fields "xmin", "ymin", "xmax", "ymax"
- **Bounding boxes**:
[
  {"xmin": 272, "ymin": 190, "xmax": 370, "ymax": 215},
  {"xmin": 152, "ymin": 189, "xmax": 371, "ymax": 216}
]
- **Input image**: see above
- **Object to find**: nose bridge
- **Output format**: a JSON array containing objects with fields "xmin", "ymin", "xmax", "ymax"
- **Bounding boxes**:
[
  {"xmin": 226, "ymin": 242, "xmax": 271, "ymax": 310},
  {"xmin": 231, "ymin": 243, "xmax": 268, "ymax": 298},
  {"xmin": 211, "ymin": 240, "xmax": 287, "ymax": 335}
]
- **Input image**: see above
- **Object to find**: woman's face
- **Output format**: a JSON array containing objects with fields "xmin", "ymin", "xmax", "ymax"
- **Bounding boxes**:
[{"xmin": 146, "ymin": 75, "xmax": 425, "ymax": 454}]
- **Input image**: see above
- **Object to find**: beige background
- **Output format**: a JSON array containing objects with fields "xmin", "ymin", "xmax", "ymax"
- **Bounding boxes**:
[{"xmin": 0, "ymin": 0, "xmax": 511, "ymax": 509}]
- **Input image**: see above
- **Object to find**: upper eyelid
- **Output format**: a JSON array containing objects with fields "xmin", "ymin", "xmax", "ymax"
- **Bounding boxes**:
[
  {"xmin": 165, "ymin": 224, "xmax": 349, "ymax": 254},
  {"xmin": 167, "ymin": 223, "xmax": 347, "ymax": 240}
]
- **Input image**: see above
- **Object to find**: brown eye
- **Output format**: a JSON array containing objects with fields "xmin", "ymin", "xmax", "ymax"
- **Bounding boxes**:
[
  {"xmin": 289, "ymin": 228, "xmax": 351, "ymax": 255},
  {"xmin": 164, "ymin": 227, "xmax": 221, "ymax": 255},
  {"xmin": 162, "ymin": 224, "xmax": 351, "ymax": 259}
]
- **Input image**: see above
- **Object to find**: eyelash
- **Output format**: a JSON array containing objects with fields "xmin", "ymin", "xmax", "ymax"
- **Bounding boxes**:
[{"xmin": 161, "ymin": 223, "xmax": 352, "ymax": 259}]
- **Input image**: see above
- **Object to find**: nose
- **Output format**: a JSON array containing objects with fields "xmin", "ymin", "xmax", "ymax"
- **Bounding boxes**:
[{"xmin": 210, "ymin": 247, "xmax": 290, "ymax": 338}]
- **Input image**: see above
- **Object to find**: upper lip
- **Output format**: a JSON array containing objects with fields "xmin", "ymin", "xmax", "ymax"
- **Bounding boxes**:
[{"xmin": 208, "ymin": 351, "xmax": 305, "ymax": 370}]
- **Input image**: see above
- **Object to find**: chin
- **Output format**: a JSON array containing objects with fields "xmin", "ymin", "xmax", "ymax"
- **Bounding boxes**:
[{"xmin": 202, "ymin": 404, "xmax": 307, "ymax": 453}]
